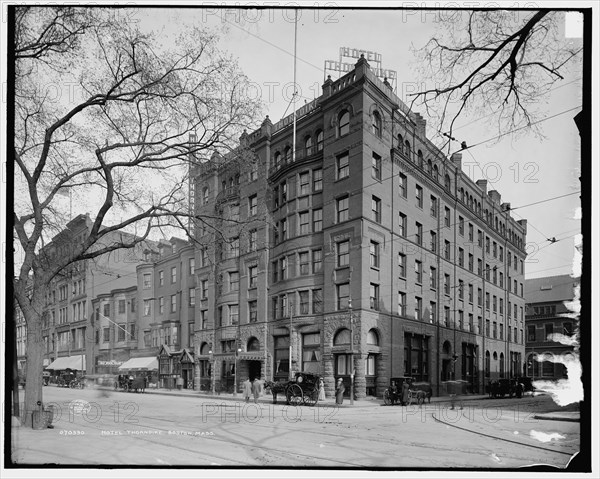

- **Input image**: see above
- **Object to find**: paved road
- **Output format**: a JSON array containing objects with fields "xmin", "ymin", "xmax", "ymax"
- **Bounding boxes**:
[{"xmin": 10, "ymin": 387, "xmax": 579, "ymax": 468}]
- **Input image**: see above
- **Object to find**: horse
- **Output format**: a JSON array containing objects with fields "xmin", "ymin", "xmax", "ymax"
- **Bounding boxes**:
[{"xmin": 263, "ymin": 380, "xmax": 289, "ymax": 404}]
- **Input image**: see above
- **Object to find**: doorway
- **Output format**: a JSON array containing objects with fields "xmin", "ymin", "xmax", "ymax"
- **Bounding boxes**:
[{"xmin": 248, "ymin": 360, "xmax": 262, "ymax": 381}]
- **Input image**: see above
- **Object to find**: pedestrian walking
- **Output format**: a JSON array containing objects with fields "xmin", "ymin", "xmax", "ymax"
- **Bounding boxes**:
[
  {"xmin": 335, "ymin": 378, "xmax": 345, "ymax": 405},
  {"xmin": 401, "ymin": 379, "xmax": 410, "ymax": 406},
  {"xmin": 318, "ymin": 377, "xmax": 326, "ymax": 401},
  {"xmin": 243, "ymin": 377, "xmax": 252, "ymax": 402},
  {"xmin": 251, "ymin": 378, "xmax": 262, "ymax": 404}
]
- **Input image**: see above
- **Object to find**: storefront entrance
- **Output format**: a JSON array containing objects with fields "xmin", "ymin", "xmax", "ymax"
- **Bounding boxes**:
[{"xmin": 248, "ymin": 360, "xmax": 261, "ymax": 381}]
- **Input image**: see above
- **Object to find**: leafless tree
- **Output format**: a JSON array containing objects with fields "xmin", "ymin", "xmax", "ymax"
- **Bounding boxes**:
[
  {"xmin": 11, "ymin": 6, "xmax": 262, "ymax": 425},
  {"xmin": 409, "ymin": 10, "xmax": 583, "ymax": 147}
]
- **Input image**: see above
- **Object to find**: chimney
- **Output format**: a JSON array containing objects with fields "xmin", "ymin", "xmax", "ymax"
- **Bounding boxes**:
[
  {"xmin": 451, "ymin": 152, "xmax": 462, "ymax": 170},
  {"xmin": 476, "ymin": 179, "xmax": 487, "ymax": 193},
  {"xmin": 261, "ymin": 115, "xmax": 273, "ymax": 138},
  {"xmin": 488, "ymin": 190, "xmax": 501, "ymax": 204},
  {"xmin": 518, "ymin": 219, "xmax": 528, "ymax": 234},
  {"xmin": 322, "ymin": 75, "xmax": 333, "ymax": 97},
  {"xmin": 412, "ymin": 112, "xmax": 427, "ymax": 137}
]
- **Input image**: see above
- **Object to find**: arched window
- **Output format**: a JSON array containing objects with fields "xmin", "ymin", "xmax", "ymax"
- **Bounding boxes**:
[
  {"xmin": 427, "ymin": 159, "xmax": 433, "ymax": 176},
  {"xmin": 333, "ymin": 328, "xmax": 351, "ymax": 345},
  {"xmin": 499, "ymin": 352, "xmax": 505, "ymax": 378},
  {"xmin": 274, "ymin": 151, "xmax": 281, "ymax": 167},
  {"xmin": 485, "ymin": 351, "xmax": 491, "ymax": 377},
  {"xmin": 200, "ymin": 342, "xmax": 210, "ymax": 355},
  {"xmin": 460, "ymin": 187, "xmax": 465, "ymax": 202},
  {"xmin": 405, "ymin": 140, "xmax": 412, "ymax": 161},
  {"xmin": 316, "ymin": 130, "xmax": 324, "ymax": 151},
  {"xmin": 339, "ymin": 110, "xmax": 350, "ymax": 136},
  {"xmin": 444, "ymin": 174, "xmax": 451, "ymax": 192},
  {"xmin": 367, "ymin": 329, "xmax": 379, "ymax": 345},
  {"xmin": 229, "ymin": 177, "xmax": 234, "ymax": 188},
  {"xmin": 304, "ymin": 135, "xmax": 313, "ymax": 156},
  {"xmin": 247, "ymin": 337, "xmax": 260, "ymax": 351},
  {"xmin": 202, "ymin": 187, "xmax": 209, "ymax": 204},
  {"xmin": 493, "ymin": 351, "xmax": 498, "ymax": 361},
  {"xmin": 417, "ymin": 150, "xmax": 424, "ymax": 168},
  {"xmin": 433, "ymin": 164, "xmax": 439, "ymax": 182},
  {"xmin": 397, "ymin": 134, "xmax": 404, "ymax": 152},
  {"xmin": 372, "ymin": 111, "xmax": 382, "ymax": 137},
  {"xmin": 495, "ymin": 217, "xmax": 499, "ymax": 230},
  {"xmin": 284, "ymin": 146, "xmax": 291, "ymax": 163}
]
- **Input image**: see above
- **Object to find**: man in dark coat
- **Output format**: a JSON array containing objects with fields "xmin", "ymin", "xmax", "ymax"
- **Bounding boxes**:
[
  {"xmin": 251, "ymin": 378, "xmax": 262, "ymax": 404},
  {"xmin": 335, "ymin": 378, "xmax": 345, "ymax": 405},
  {"xmin": 401, "ymin": 380, "xmax": 410, "ymax": 406}
]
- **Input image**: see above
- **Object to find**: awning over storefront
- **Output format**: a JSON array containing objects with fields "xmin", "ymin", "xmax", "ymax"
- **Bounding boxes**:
[
  {"xmin": 118, "ymin": 357, "xmax": 158, "ymax": 371},
  {"xmin": 46, "ymin": 355, "xmax": 86, "ymax": 371}
]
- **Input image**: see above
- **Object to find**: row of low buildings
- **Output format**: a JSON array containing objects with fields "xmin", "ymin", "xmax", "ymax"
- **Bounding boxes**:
[{"xmin": 16, "ymin": 55, "xmax": 579, "ymax": 398}]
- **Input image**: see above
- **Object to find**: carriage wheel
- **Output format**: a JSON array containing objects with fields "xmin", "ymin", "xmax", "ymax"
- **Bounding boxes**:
[
  {"xmin": 287, "ymin": 384, "xmax": 303, "ymax": 406},
  {"xmin": 69, "ymin": 380, "xmax": 77, "ymax": 389},
  {"xmin": 384, "ymin": 389, "xmax": 392, "ymax": 406},
  {"xmin": 123, "ymin": 383, "xmax": 129, "ymax": 393},
  {"xmin": 303, "ymin": 388, "xmax": 319, "ymax": 407}
]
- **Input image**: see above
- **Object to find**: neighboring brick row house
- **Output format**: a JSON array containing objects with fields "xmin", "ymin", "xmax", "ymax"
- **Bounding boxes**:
[
  {"xmin": 524, "ymin": 274, "xmax": 579, "ymax": 381},
  {"xmin": 192, "ymin": 55, "xmax": 528, "ymax": 399}
]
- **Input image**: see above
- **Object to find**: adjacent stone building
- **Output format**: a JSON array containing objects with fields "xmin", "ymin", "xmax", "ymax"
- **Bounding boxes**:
[
  {"xmin": 524, "ymin": 274, "xmax": 579, "ymax": 381},
  {"xmin": 192, "ymin": 55, "xmax": 528, "ymax": 398}
]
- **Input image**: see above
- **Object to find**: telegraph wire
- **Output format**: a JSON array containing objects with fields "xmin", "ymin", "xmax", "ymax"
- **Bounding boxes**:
[{"xmin": 508, "ymin": 192, "xmax": 581, "ymax": 211}]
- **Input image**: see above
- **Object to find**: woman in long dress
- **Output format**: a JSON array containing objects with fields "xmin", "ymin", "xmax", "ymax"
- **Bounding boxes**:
[{"xmin": 318, "ymin": 378, "xmax": 326, "ymax": 401}]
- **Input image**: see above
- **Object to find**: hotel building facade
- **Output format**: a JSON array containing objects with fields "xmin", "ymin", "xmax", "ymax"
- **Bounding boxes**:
[{"xmin": 192, "ymin": 55, "xmax": 528, "ymax": 399}]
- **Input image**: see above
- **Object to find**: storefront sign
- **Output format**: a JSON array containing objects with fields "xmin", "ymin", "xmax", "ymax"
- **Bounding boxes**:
[{"xmin": 97, "ymin": 359, "xmax": 124, "ymax": 366}]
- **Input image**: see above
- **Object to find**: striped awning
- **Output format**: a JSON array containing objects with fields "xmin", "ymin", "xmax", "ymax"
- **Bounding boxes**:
[
  {"xmin": 118, "ymin": 357, "xmax": 158, "ymax": 371},
  {"xmin": 46, "ymin": 355, "xmax": 86, "ymax": 371}
]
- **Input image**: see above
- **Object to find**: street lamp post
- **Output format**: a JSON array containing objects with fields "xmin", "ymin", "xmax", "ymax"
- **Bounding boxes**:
[
  {"xmin": 209, "ymin": 349, "xmax": 215, "ymax": 395},
  {"xmin": 289, "ymin": 301, "xmax": 294, "ymax": 381},
  {"xmin": 349, "ymin": 298, "xmax": 354, "ymax": 406}
]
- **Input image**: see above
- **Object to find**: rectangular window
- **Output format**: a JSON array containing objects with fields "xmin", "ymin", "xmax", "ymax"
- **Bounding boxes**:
[
  {"xmin": 312, "ymin": 288, "xmax": 323, "ymax": 313},
  {"xmin": 171, "ymin": 294, "xmax": 177, "ymax": 313},
  {"xmin": 313, "ymin": 168, "xmax": 323, "ymax": 191},
  {"xmin": 416, "ymin": 222, "xmax": 423, "ymax": 245},
  {"xmin": 299, "ymin": 251, "xmax": 310, "ymax": 275},
  {"xmin": 297, "ymin": 291, "xmax": 309, "ymax": 314},
  {"xmin": 430, "ymin": 302, "xmax": 437, "ymax": 323},
  {"xmin": 248, "ymin": 265, "xmax": 258, "ymax": 288},
  {"xmin": 478, "ymin": 230, "xmax": 483, "ymax": 247},
  {"xmin": 337, "ymin": 152, "xmax": 349, "ymax": 179},
  {"xmin": 103, "ymin": 303, "xmax": 110, "ymax": 318},
  {"xmin": 299, "ymin": 172, "xmax": 310, "ymax": 196},
  {"xmin": 372, "ymin": 196, "xmax": 381, "ymax": 223},
  {"xmin": 159, "ymin": 297, "xmax": 164, "ymax": 315},
  {"xmin": 370, "ymin": 241, "xmax": 380, "ymax": 268},
  {"xmin": 399, "ymin": 212, "xmax": 407, "ymax": 237},
  {"xmin": 459, "ymin": 216, "xmax": 464, "ymax": 236},
  {"xmin": 399, "ymin": 173, "xmax": 407, "ymax": 198},
  {"xmin": 398, "ymin": 292, "xmax": 406, "ymax": 316},
  {"xmin": 249, "ymin": 195, "xmax": 257, "ymax": 216},
  {"xmin": 189, "ymin": 258, "xmax": 195, "ymax": 276},
  {"xmin": 228, "ymin": 304, "xmax": 238, "ymax": 325},
  {"xmin": 337, "ymin": 240, "xmax": 350, "ymax": 267},
  {"xmin": 468, "ymin": 223, "xmax": 474, "ymax": 241},
  {"xmin": 430, "ymin": 267, "xmax": 437, "ymax": 289},
  {"xmin": 337, "ymin": 196, "xmax": 349, "ymax": 222},
  {"xmin": 313, "ymin": 208, "xmax": 322, "ymax": 232},
  {"xmin": 430, "ymin": 231, "xmax": 437, "ymax": 253},
  {"xmin": 430, "ymin": 195, "xmax": 438, "ymax": 217},
  {"xmin": 280, "ymin": 257, "xmax": 287, "ymax": 280},
  {"xmin": 468, "ymin": 284, "xmax": 473, "ymax": 303},
  {"xmin": 493, "ymin": 241, "xmax": 497, "ymax": 258},
  {"xmin": 299, "ymin": 211, "xmax": 309, "ymax": 235},
  {"xmin": 416, "ymin": 185, "xmax": 423, "ymax": 208},
  {"xmin": 468, "ymin": 253, "xmax": 474, "ymax": 272},
  {"xmin": 281, "ymin": 181, "xmax": 287, "ymax": 203},
  {"xmin": 415, "ymin": 296, "xmax": 422, "ymax": 321},
  {"xmin": 370, "ymin": 283, "xmax": 379, "ymax": 310},
  {"xmin": 415, "ymin": 260, "xmax": 422, "ymax": 284},
  {"xmin": 337, "ymin": 283, "xmax": 350, "ymax": 310},
  {"xmin": 171, "ymin": 266, "xmax": 177, "ymax": 284},
  {"xmin": 493, "ymin": 295, "xmax": 497, "ymax": 312},
  {"xmin": 444, "ymin": 274, "xmax": 450, "ymax": 295},
  {"xmin": 458, "ymin": 248, "xmax": 464, "ymax": 267},
  {"xmin": 118, "ymin": 299, "xmax": 126, "ymax": 314},
  {"xmin": 189, "ymin": 288, "xmax": 196, "ymax": 306},
  {"xmin": 469, "ymin": 313, "xmax": 474, "ymax": 332},
  {"xmin": 458, "ymin": 280, "xmax": 464, "ymax": 300},
  {"xmin": 103, "ymin": 327, "xmax": 110, "ymax": 343},
  {"xmin": 444, "ymin": 307, "xmax": 450, "ymax": 327},
  {"xmin": 499, "ymin": 246, "xmax": 504, "ymax": 261},
  {"xmin": 500, "ymin": 298, "xmax": 504, "ymax": 315},
  {"xmin": 143, "ymin": 274, "xmax": 151, "ymax": 289},
  {"xmin": 312, "ymin": 249, "xmax": 323, "ymax": 273},
  {"xmin": 248, "ymin": 301, "xmax": 257, "ymax": 322},
  {"xmin": 444, "ymin": 240, "xmax": 451, "ymax": 260},
  {"xmin": 478, "ymin": 288, "xmax": 482, "ymax": 306},
  {"xmin": 527, "ymin": 325, "xmax": 536, "ymax": 342},
  {"xmin": 144, "ymin": 300, "xmax": 151, "ymax": 316},
  {"xmin": 398, "ymin": 253, "xmax": 406, "ymax": 278},
  {"xmin": 485, "ymin": 293, "xmax": 490, "ymax": 310},
  {"xmin": 249, "ymin": 229, "xmax": 257, "ymax": 252},
  {"xmin": 444, "ymin": 207, "xmax": 451, "ymax": 227},
  {"xmin": 486, "ymin": 263, "xmax": 490, "ymax": 281},
  {"xmin": 372, "ymin": 152, "xmax": 381, "ymax": 180},
  {"xmin": 280, "ymin": 219, "xmax": 287, "ymax": 241},
  {"xmin": 478, "ymin": 259, "xmax": 483, "ymax": 276},
  {"xmin": 545, "ymin": 324, "xmax": 553, "ymax": 341},
  {"xmin": 486, "ymin": 236, "xmax": 490, "ymax": 253},
  {"xmin": 131, "ymin": 300, "xmax": 136, "ymax": 313},
  {"xmin": 500, "ymin": 272, "xmax": 504, "ymax": 288},
  {"xmin": 229, "ymin": 271, "xmax": 239, "ymax": 291},
  {"xmin": 459, "ymin": 311, "xmax": 464, "ymax": 330},
  {"xmin": 201, "ymin": 280, "xmax": 208, "ymax": 298}
]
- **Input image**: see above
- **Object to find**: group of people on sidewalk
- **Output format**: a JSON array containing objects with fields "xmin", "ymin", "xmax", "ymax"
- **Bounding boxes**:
[
  {"xmin": 242, "ymin": 377, "xmax": 263, "ymax": 403},
  {"xmin": 242, "ymin": 376, "xmax": 346, "ymax": 405}
]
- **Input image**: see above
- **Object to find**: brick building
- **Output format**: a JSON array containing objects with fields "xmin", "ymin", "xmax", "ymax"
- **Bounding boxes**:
[
  {"xmin": 193, "ymin": 55, "xmax": 527, "ymax": 398},
  {"xmin": 524, "ymin": 274, "xmax": 579, "ymax": 381}
]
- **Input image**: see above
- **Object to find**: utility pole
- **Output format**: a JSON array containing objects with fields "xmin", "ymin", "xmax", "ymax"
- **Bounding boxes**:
[
  {"xmin": 289, "ymin": 301, "xmax": 294, "ymax": 381},
  {"xmin": 349, "ymin": 298, "xmax": 354, "ymax": 405}
]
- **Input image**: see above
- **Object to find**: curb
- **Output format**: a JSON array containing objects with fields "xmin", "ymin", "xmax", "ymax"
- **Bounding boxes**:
[{"xmin": 533, "ymin": 414, "xmax": 580, "ymax": 423}]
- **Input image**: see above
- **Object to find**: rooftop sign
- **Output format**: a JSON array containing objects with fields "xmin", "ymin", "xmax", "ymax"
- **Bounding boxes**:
[{"xmin": 324, "ymin": 47, "xmax": 397, "ymax": 88}]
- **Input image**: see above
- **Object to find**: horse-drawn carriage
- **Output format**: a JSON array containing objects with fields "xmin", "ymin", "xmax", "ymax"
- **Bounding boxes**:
[
  {"xmin": 264, "ymin": 372, "xmax": 321, "ymax": 406},
  {"xmin": 114, "ymin": 374, "xmax": 146, "ymax": 393},
  {"xmin": 383, "ymin": 377, "xmax": 432, "ymax": 406},
  {"xmin": 57, "ymin": 370, "xmax": 84, "ymax": 389}
]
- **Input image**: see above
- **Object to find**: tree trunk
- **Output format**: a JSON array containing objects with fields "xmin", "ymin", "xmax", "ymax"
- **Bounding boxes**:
[{"xmin": 22, "ymin": 306, "xmax": 44, "ymax": 428}]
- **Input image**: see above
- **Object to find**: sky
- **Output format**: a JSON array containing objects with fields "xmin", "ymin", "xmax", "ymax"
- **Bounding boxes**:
[{"xmin": 135, "ymin": 5, "xmax": 585, "ymax": 280}]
